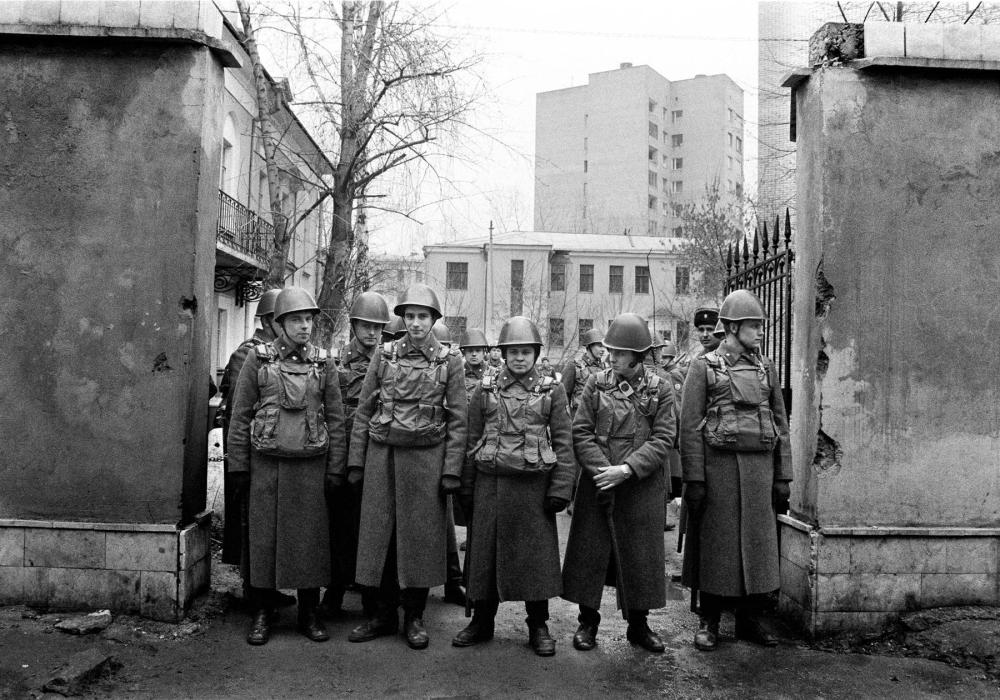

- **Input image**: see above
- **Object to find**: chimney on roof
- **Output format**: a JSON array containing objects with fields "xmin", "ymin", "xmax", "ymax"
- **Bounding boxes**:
[{"xmin": 620, "ymin": 62, "xmax": 633, "ymax": 69}]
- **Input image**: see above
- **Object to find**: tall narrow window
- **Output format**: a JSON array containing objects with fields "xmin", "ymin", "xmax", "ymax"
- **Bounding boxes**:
[
  {"xmin": 549, "ymin": 318, "xmax": 565, "ymax": 346},
  {"xmin": 635, "ymin": 266, "xmax": 650, "ymax": 294},
  {"xmin": 609, "ymin": 265, "xmax": 623, "ymax": 293},
  {"xmin": 579, "ymin": 264, "xmax": 594, "ymax": 293},
  {"xmin": 446, "ymin": 262, "xmax": 468, "ymax": 290},
  {"xmin": 550, "ymin": 262, "xmax": 566, "ymax": 292},
  {"xmin": 510, "ymin": 259, "xmax": 524, "ymax": 316}
]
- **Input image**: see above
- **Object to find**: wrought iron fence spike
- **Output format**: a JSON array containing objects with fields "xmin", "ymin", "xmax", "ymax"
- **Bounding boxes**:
[
  {"xmin": 761, "ymin": 222, "xmax": 770, "ymax": 255},
  {"xmin": 784, "ymin": 209, "xmax": 792, "ymax": 247},
  {"xmin": 752, "ymin": 227, "xmax": 760, "ymax": 261},
  {"xmin": 773, "ymin": 214, "xmax": 781, "ymax": 249}
]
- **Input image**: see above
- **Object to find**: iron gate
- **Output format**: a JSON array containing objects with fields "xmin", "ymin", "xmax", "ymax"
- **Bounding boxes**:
[{"xmin": 724, "ymin": 209, "xmax": 794, "ymax": 409}]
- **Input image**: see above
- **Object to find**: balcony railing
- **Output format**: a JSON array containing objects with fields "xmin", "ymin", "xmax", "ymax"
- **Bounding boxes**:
[{"xmin": 217, "ymin": 189, "xmax": 273, "ymax": 267}]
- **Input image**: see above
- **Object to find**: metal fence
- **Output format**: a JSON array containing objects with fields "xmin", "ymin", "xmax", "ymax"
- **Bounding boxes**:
[
  {"xmin": 725, "ymin": 209, "xmax": 794, "ymax": 408},
  {"xmin": 217, "ymin": 190, "xmax": 273, "ymax": 267}
]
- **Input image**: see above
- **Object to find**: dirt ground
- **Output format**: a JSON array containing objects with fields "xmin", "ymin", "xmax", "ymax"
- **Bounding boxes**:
[{"xmin": 1, "ymin": 518, "xmax": 998, "ymax": 700}]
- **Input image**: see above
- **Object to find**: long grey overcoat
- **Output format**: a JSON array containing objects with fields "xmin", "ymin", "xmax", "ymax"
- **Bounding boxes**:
[
  {"xmin": 679, "ymin": 340, "xmax": 792, "ymax": 597},
  {"xmin": 227, "ymin": 337, "xmax": 346, "ymax": 590},
  {"xmin": 562, "ymin": 369, "xmax": 675, "ymax": 612},
  {"xmin": 348, "ymin": 334, "xmax": 467, "ymax": 589},
  {"xmin": 461, "ymin": 368, "xmax": 576, "ymax": 602}
]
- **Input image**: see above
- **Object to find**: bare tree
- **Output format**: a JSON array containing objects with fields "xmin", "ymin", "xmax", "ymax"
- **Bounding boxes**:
[{"xmin": 675, "ymin": 181, "xmax": 748, "ymax": 301}]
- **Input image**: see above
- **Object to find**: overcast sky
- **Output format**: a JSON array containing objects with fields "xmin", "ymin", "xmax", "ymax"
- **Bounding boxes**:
[{"xmin": 243, "ymin": 1, "xmax": 763, "ymax": 254}]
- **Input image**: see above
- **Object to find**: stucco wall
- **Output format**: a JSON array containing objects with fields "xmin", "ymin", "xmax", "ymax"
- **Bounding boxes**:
[
  {"xmin": 0, "ymin": 38, "xmax": 221, "ymax": 523},
  {"xmin": 791, "ymin": 64, "xmax": 1000, "ymax": 528}
]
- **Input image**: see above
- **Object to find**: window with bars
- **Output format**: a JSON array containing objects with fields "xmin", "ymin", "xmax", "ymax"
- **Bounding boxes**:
[
  {"xmin": 443, "ymin": 316, "xmax": 467, "ymax": 338},
  {"xmin": 550, "ymin": 262, "xmax": 566, "ymax": 291},
  {"xmin": 579, "ymin": 264, "xmax": 594, "ymax": 292},
  {"xmin": 671, "ymin": 134, "xmax": 683, "ymax": 147},
  {"xmin": 446, "ymin": 261, "xmax": 468, "ymax": 289},
  {"xmin": 635, "ymin": 266, "xmax": 650, "ymax": 294},
  {"xmin": 609, "ymin": 265, "xmax": 623, "ymax": 293}
]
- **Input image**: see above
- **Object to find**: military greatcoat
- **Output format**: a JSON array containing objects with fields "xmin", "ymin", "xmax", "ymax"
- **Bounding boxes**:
[
  {"xmin": 679, "ymin": 340, "xmax": 792, "ymax": 597},
  {"xmin": 562, "ymin": 369, "xmax": 675, "ymax": 612},
  {"xmin": 227, "ymin": 336, "xmax": 347, "ymax": 589},
  {"xmin": 348, "ymin": 333, "xmax": 468, "ymax": 589},
  {"xmin": 462, "ymin": 368, "xmax": 576, "ymax": 602}
]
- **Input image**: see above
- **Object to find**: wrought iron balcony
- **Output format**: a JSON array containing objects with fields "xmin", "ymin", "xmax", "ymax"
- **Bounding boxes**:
[{"xmin": 216, "ymin": 189, "xmax": 273, "ymax": 268}]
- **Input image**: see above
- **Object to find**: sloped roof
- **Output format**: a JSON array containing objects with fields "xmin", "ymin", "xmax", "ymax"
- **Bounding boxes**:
[{"xmin": 427, "ymin": 230, "xmax": 685, "ymax": 253}]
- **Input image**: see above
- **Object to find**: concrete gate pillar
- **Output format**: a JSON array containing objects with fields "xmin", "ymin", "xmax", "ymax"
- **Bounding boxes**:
[
  {"xmin": 779, "ymin": 22, "xmax": 1000, "ymax": 635},
  {"xmin": 0, "ymin": 2, "xmax": 238, "ymax": 620}
]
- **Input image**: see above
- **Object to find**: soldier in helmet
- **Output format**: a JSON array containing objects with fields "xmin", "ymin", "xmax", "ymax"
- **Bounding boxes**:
[
  {"xmin": 453, "ymin": 317, "xmax": 576, "ymax": 656},
  {"xmin": 487, "ymin": 345, "xmax": 503, "ymax": 371},
  {"xmin": 381, "ymin": 316, "xmax": 406, "ymax": 344},
  {"xmin": 560, "ymin": 328, "xmax": 605, "ymax": 415},
  {"xmin": 321, "ymin": 291, "xmax": 390, "ymax": 617},
  {"xmin": 227, "ymin": 287, "xmax": 347, "ymax": 646},
  {"xmin": 346, "ymin": 283, "xmax": 468, "ymax": 650},
  {"xmin": 432, "ymin": 320, "xmax": 454, "ymax": 350},
  {"xmin": 562, "ymin": 313, "xmax": 676, "ymax": 654},
  {"xmin": 218, "ymin": 288, "xmax": 294, "ymax": 605},
  {"xmin": 459, "ymin": 328, "xmax": 492, "ymax": 397},
  {"xmin": 680, "ymin": 289, "xmax": 791, "ymax": 651}
]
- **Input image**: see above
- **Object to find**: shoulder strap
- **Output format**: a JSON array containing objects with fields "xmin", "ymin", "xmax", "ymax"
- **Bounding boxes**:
[{"xmin": 254, "ymin": 343, "xmax": 277, "ymax": 363}]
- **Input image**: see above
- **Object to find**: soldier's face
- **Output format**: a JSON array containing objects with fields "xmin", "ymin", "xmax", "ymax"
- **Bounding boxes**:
[
  {"xmin": 353, "ymin": 320, "xmax": 383, "ymax": 349},
  {"xmin": 736, "ymin": 320, "xmax": 764, "ymax": 351},
  {"xmin": 403, "ymin": 306, "xmax": 434, "ymax": 342},
  {"xmin": 463, "ymin": 348, "xmax": 485, "ymax": 366},
  {"xmin": 281, "ymin": 312, "xmax": 314, "ymax": 345},
  {"xmin": 588, "ymin": 343, "xmax": 605, "ymax": 360},
  {"xmin": 608, "ymin": 348, "xmax": 640, "ymax": 376},
  {"xmin": 490, "ymin": 348, "xmax": 502, "ymax": 360},
  {"xmin": 697, "ymin": 324, "xmax": 720, "ymax": 350},
  {"xmin": 505, "ymin": 345, "xmax": 536, "ymax": 375}
]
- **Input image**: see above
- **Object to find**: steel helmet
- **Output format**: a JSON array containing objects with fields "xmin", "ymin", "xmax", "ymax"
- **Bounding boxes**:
[
  {"xmin": 255, "ymin": 288, "xmax": 282, "ymax": 318},
  {"xmin": 393, "ymin": 283, "xmax": 442, "ymax": 320},
  {"xmin": 581, "ymin": 328, "xmax": 603, "ymax": 348},
  {"xmin": 386, "ymin": 316, "xmax": 406, "ymax": 338},
  {"xmin": 432, "ymin": 320, "xmax": 452, "ymax": 344},
  {"xmin": 274, "ymin": 286, "xmax": 320, "ymax": 322},
  {"xmin": 712, "ymin": 319, "xmax": 726, "ymax": 338},
  {"xmin": 719, "ymin": 289, "xmax": 766, "ymax": 323},
  {"xmin": 651, "ymin": 331, "xmax": 667, "ymax": 348},
  {"xmin": 603, "ymin": 313, "xmax": 653, "ymax": 353},
  {"xmin": 349, "ymin": 291, "xmax": 390, "ymax": 324},
  {"xmin": 661, "ymin": 340, "xmax": 678, "ymax": 357},
  {"xmin": 693, "ymin": 307, "xmax": 720, "ymax": 328},
  {"xmin": 459, "ymin": 328, "xmax": 490, "ymax": 349},
  {"xmin": 496, "ymin": 316, "xmax": 543, "ymax": 347}
]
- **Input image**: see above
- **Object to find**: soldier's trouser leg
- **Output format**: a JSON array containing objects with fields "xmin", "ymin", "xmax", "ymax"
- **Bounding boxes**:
[
  {"xmin": 401, "ymin": 587, "xmax": 431, "ymax": 649},
  {"xmin": 578, "ymin": 605, "xmax": 601, "ymax": 627},
  {"xmin": 698, "ymin": 592, "xmax": 724, "ymax": 622},
  {"xmin": 525, "ymin": 600, "xmax": 549, "ymax": 626},
  {"xmin": 735, "ymin": 593, "xmax": 778, "ymax": 646},
  {"xmin": 526, "ymin": 600, "xmax": 555, "ymax": 655}
]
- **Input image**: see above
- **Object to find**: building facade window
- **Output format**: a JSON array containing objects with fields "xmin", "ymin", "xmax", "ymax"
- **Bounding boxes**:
[
  {"xmin": 671, "ymin": 134, "xmax": 683, "ymax": 147},
  {"xmin": 510, "ymin": 259, "xmax": 524, "ymax": 316},
  {"xmin": 648, "ymin": 122, "xmax": 658, "ymax": 138},
  {"xmin": 648, "ymin": 146, "xmax": 657, "ymax": 163},
  {"xmin": 672, "ymin": 226, "xmax": 684, "ymax": 236},
  {"xmin": 736, "ymin": 136, "xmax": 743, "ymax": 153},
  {"xmin": 648, "ymin": 99, "xmax": 657, "ymax": 113},
  {"xmin": 648, "ymin": 219, "xmax": 658, "ymax": 235},
  {"xmin": 648, "ymin": 195, "xmax": 657, "ymax": 210},
  {"xmin": 578, "ymin": 318, "xmax": 594, "ymax": 345},
  {"xmin": 583, "ymin": 160, "xmax": 588, "ymax": 173},
  {"xmin": 635, "ymin": 266, "xmax": 650, "ymax": 293},
  {"xmin": 728, "ymin": 132, "xmax": 733, "ymax": 147},
  {"xmin": 672, "ymin": 157, "xmax": 683, "ymax": 170},
  {"xmin": 548, "ymin": 318, "xmax": 565, "ymax": 346},
  {"xmin": 550, "ymin": 262, "xmax": 566, "ymax": 291},
  {"xmin": 648, "ymin": 171, "xmax": 657, "ymax": 187},
  {"xmin": 670, "ymin": 181, "xmax": 683, "ymax": 194},
  {"xmin": 675, "ymin": 265, "xmax": 691, "ymax": 294},
  {"xmin": 579, "ymin": 264, "xmax": 594, "ymax": 292},
  {"xmin": 444, "ymin": 315, "xmax": 467, "ymax": 337},
  {"xmin": 671, "ymin": 109, "xmax": 683, "ymax": 123},
  {"xmin": 609, "ymin": 265, "xmax": 623, "ymax": 293},
  {"xmin": 446, "ymin": 261, "xmax": 468, "ymax": 290}
]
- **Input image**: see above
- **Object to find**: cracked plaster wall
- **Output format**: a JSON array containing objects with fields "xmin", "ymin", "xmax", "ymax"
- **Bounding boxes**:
[
  {"xmin": 0, "ymin": 38, "xmax": 220, "ymax": 523},
  {"xmin": 791, "ymin": 64, "xmax": 1000, "ymax": 528}
]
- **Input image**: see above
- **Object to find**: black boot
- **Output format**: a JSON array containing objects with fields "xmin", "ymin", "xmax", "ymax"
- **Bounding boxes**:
[
  {"xmin": 626, "ymin": 611, "xmax": 665, "ymax": 653},
  {"xmin": 246, "ymin": 607, "xmax": 274, "ymax": 646},
  {"xmin": 453, "ymin": 600, "xmax": 498, "ymax": 647},
  {"xmin": 735, "ymin": 594, "xmax": 778, "ymax": 646},
  {"xmin": 444, "ymin": 549, "xmax": 467, "ymax": 607},
  {"xmin": 402, "ymin": 587, "xmax": 430, "ymax": 650},
  {"xmin": 527, "ymin": 620, "xmax": 556, "ymax": 657},
  {"xmin": 572, "ymin": 605, "xmax": 600, "ymax": 651},
  {"xmin": 297, "ymin": 588, "xmax": 329, "ymax": 642},
  {"xmin": 348, "ymin": 591, "xmax": 397, "ymax": 643},
  {"xmin": 694, "ymin": 614, "xmax": 720, "ymax": 651}
]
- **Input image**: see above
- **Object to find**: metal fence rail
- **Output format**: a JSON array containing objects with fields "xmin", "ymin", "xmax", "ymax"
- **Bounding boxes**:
[
  {"xmin": 217, "ymin": 189, "xmax": 273, "ymax": 266},
  {"xmin": 725, "ymin": 209, "xmax": 794, "ymax": 408}
]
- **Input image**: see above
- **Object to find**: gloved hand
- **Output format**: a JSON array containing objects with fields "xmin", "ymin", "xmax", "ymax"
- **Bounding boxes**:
[
  {"xmin": 459, "ymin": 494, "xmax": 474, "ymax": 521},
  {"xmin": 230, "ymin": 472, "xmax": 250, "ymax": 503},
  {"xmin": 772, "ymin": 481, "xmax": 791, "ymax": 514},
  {"xmin": 683, "ymin": 481, "xmax": 707, "ymax": 517},
  {"xmin": 440, "ymin": 475, "xmax": 461, "ymax": 495},
  {"xmin": 543, "ymin": 497, "xmax": 569, "ymax": 514}
]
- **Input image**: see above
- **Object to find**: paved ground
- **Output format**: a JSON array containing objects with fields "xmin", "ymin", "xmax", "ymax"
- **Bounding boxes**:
[{"xmin": 1, "ymin": 513, "xmax": 997, "ymax": 699}]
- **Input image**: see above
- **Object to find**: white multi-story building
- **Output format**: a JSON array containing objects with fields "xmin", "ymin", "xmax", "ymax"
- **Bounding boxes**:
[{"xmin": 535, "ymin": 64, "xmax": 744, "ymax": 238}]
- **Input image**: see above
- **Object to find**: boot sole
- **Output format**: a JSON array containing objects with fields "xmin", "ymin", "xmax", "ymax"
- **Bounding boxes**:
[
  {"xmin": 452, "ymin": 633, "xmax": 494, "ymax": 647},
  {"xmin": 348, "ymin": 627, "xmax": 397, "ymax": 643}
]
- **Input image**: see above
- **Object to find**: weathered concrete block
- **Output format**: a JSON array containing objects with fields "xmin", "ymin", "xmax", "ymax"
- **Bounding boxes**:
[
  {"xmin": 863, "ymin": 22, "xmax": 904, "ymax": 58},
  {"xmin": 23, "ymin": 567, "xmax": 141, "ymax": 611},
  {"xmin": 106, "ymin": 531, "xmax": 177, "ymax": 572},
  {"xmin": 173, "ymin": 0, "xmax": 200, "ymax": 30},
  {"xmin": 779, "ymin": 524, "xmax": 811, "ymax": 568},
  {"xmin": 25, "ymin": 529, "xmax": 105, "ymax": 569},
  {"xmin": 0, "ymin": 566, "xmax": 26, "ymax": 604},
  {"xmin": 943, "ymin": 24, "xmax": 983, "ymax": 61},
  {"xmin": 55, "ymin": 609, "xmax": 113, "ymax": 635},
  {"xmin": 179, "ymin": 557, "xmax": 210, "ymax": 604},
  {"xmin": 98, "ymin": 0, "xmax": 140, "ymax": 27},
  {"xmin": 198, "ymin": 0, "xmax": 222, "ymax": 38},
  {"xmin": 140, "ymin": 570, "xmax": 178, "ymax": 621},
  {"xmin": 138, "ymin": 0, "xmax": 175, "ymax": 29},
  {"xmin": 809, "ymin": 23, "xmax": 864, "ymax": 66},
  {"xmin": 19, "ymin": 0, "xmax": 61, "ymax": 24},
  {"xmin": 0, "ymin": 529, "xmax": 24, "ymax": 566},
  {"xmin": 818, "ymin": 572, "xmax": 921, "ymax": 612},
  {"xmin": 178, "ymin": 522, "xmax": 208, "ymax": 570},
  {"xmin": 850, "ymin": 537, "xmax": 947, "ymax": 575},
  {"xmin": 817, "ymin": 535, "xmax": 850, "ymax": 573},
  {"xmin": 905, "ymin": 23, "xmax": 945, "ymax": 59},
  {"xmin": 58, "ymin": 0, "xmax": 101, "ymax": 25},
  {"xmin": 43, "ymin": 648, "xmax": 116, "ymax": 696},
  {"xmin": 780, "ymin": 559, "xmax": 809, "ymax": 608},
  {"xmin": 812, "ymin": 611, "xmax": 894, "ymax": 634},
  {"xmin": 946, "ymin": 538, "xmax": 997, "ymax": 573},
  {"xmin": 920, "ymin": 573, "xmax": 998, "ymax": 607}
]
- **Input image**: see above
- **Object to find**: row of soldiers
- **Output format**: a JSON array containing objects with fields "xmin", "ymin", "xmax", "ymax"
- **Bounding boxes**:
[{"xmin": 219, "ymin": 282, "xmax": 790, "ymax": 655}]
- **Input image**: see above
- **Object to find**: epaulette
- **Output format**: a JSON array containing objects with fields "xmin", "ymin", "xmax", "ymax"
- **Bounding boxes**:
[
  {"xmin": 254, "ymin": 343, "xmax": 277, "ymax": 362},
  {"xmin": 534, "ymin": 375, "xmax": 556, "ymax": 393}
]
